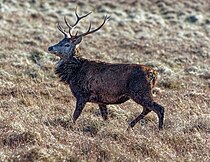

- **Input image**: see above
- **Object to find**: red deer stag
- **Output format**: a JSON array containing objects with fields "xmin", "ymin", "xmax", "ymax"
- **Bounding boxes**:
[{"xmin": 48, "ymin": 9, "xmax": 165, "ymax": 130}]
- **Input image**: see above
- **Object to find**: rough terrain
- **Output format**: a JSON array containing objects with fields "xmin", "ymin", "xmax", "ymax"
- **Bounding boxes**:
[{"xmin": 0, "ymin": 0, "xmax": 209, "ymax": 161}]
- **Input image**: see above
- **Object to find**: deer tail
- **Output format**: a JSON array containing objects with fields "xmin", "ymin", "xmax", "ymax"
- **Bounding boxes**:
[{"xmin": 148, "ymin": 69, "xmax": 158, "ymax": 88}]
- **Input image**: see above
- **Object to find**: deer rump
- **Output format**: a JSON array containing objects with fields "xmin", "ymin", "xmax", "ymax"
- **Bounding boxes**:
[{"xmin": 57, "ymin": 59, "xmax": 157, "ymax": 105}]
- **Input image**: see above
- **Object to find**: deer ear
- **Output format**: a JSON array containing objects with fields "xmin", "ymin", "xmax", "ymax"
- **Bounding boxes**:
[{"xmin": 73, "ymin": 36, "xmax": 82, "ymax": 45}]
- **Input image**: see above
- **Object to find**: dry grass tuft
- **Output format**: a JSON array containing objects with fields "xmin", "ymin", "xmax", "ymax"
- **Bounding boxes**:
[
  {"xmin": 159, "ymin": 78, "xmax": 182, "ymax": 89},
  {"xmin": 44, "ymin": 117, "xmax": 73, "ymax": 130},
  {"xmin": 2, "ymin": 131, "xmax": 38, "ymax": 148}
]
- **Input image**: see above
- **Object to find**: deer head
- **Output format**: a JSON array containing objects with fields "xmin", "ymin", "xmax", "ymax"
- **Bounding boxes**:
[{"xmin": 48, "ymin": 8, "xmax": 110, "ymax": 60}]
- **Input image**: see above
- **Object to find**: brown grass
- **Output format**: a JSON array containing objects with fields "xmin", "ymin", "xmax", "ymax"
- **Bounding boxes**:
[{"xmin": 0, "ymin": 0, "xmax": 209, "ymax": 161}]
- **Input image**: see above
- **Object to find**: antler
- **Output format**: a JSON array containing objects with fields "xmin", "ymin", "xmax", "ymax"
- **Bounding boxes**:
[
  {"xmin": 64, "ymin": 7, "xmax": 92, "ymax": 37},
  {"xmin": 57, "ymin": 23, "xmax": 67, "ymax": 37},
  {"xmin": 60, "ymin": 8, "xmax": 110, "ymax": 38},
  {"xmin": 76, "ymin": 15, "xmax": 110, "ymax": 38}
]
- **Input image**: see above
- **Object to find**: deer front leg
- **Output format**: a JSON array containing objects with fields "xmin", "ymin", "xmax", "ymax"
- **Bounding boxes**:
[
  {"xmin": 99, "ymin": 104, "xmax": 108, "ymax": 120},
  {"xmin": 73, "ymin": 98, "xmax": 87, "ymax": 123}
]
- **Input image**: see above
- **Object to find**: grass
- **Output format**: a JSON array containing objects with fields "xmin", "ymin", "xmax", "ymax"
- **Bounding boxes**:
[{"xmin": 0, "ymin": 0, "xmax": 209, "ymax": 161}]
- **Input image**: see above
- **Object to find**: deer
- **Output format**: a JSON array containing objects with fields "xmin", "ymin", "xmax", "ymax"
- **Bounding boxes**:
[{"xmin": 48, "ymin": 8, "xmax": 165, "ymax": 130}]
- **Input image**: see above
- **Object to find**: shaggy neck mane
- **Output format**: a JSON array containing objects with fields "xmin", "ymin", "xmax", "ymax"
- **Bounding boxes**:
[{"xmin": 55, "ymin": 49, "xmax": 86, "ymax": 83}]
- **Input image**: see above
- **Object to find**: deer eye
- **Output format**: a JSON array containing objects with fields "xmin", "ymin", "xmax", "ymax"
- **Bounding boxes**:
[{"xmin": 64, "ymin": 44, "xmax": 70, "ymax": 47}]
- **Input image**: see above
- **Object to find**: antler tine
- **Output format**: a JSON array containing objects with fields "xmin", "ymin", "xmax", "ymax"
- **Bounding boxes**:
[
  {"xmin": 72, "ymin": 7, "xmax": 92, "ymax": 29},
  {"xmin": 64, "ymin": 16, "xmax": 73, "ymax": 37},
  {"xmin": 57, "ymin": 22, "xmax": 67, "ymax": 37},
  {"xmin": 77, "ymin": 15, "xmax": 110, "ymax": 37},
  {"xmin": 64, "ymin": 8, "xmax": 92, "ymax": 37}
]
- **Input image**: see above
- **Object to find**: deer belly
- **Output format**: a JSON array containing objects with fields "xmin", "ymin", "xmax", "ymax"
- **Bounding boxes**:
[
  {"xmin": 89, "ymin": 93, "xmax": 129, "ymax": 104},
  {"xmin": 87, "ymin": 76, "xmax": 129, "ymax": 104}
]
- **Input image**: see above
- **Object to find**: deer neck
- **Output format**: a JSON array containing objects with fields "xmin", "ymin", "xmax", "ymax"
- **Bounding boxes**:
[{"xmin": 55, "ymin": 50, "xmax": 84, "ymax": 83}]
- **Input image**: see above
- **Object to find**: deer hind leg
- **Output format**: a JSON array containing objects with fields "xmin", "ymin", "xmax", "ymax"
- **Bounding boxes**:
[
  {"xmin": 128, "ymin": 107, "xmax": 151, "ymax": 129},
  {"xmin": 99, "ymin": 104, "xmax": 108, "ymax": 120},
  {"xmin": 131, "ymin": 94, "xmax": 164, "ymax": 129},
  {"xmin": 73, "ymin": 98, "xmax": 87, "ymax": 123}
]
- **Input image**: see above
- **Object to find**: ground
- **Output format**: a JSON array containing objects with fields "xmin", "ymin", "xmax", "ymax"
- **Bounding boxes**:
[{"xmin": 0, "ymin": 0, "xmax": 209, "ymax": 161}]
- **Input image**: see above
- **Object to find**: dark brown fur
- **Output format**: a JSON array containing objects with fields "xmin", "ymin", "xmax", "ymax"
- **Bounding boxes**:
[{"xmin": 55, "ymin": 52, "xmax": 164, "ymax": 129}]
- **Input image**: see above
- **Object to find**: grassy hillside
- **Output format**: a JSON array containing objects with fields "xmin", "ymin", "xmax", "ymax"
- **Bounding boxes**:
[{"xmin": 0, "ymin": 0, "xmax": 209, "ymax": 161}]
